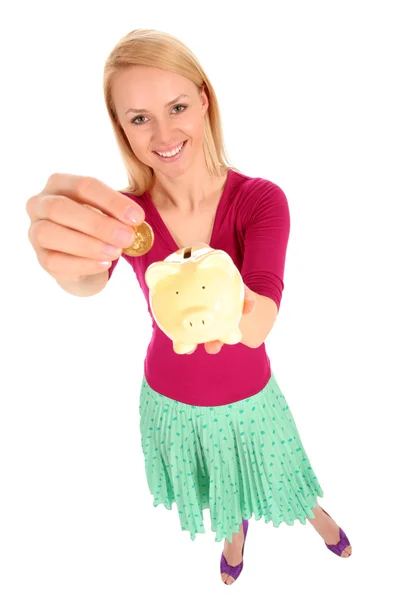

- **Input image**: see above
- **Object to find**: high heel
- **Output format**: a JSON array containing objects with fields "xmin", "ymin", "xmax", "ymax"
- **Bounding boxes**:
[
  {"xmin": 220, "ymin": 519, "xmax": 249, "ymax": 583},
  {"xmin": 321, "ymin": 508, "xmax": 352, "ymax": 558}
]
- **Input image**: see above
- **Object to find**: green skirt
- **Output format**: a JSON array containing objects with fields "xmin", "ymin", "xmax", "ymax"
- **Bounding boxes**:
[{"xmin": 139, "ymin": 373, "xmax": 324, "ymax": 543}]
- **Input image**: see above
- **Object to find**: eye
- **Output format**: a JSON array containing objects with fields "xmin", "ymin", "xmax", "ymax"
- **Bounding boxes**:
[
  {"xmin": 202, "ymin": 286, "xmax": 205, "ymax": 289},
  {"xmin": 176, "ymin": 291, "xmax": 179, "ymax": 294},
  {"xmin": 131, "ymin": 105, "xmax": 186, "ymax": 125},
  {"xmin": 131, "ymin": 115, "xmax": 148, "ymax": 125},
  {"xmin": 172, "ymin": 104, "xmax": 187, "ymax": 114}
]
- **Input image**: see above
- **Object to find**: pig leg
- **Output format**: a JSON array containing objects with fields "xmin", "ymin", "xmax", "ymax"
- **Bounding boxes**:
[
  {"xmin": 173, "ymin": 341, "xmax": 198, "ymax": 354},
  {"xmin": 219, "ymin": 328, "xmax": 242, "ymax": 345}
]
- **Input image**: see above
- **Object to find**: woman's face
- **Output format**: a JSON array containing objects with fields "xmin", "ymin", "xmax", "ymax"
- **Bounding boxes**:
[{"xmin": 112, "ymin": 65, "xmax": 209, "ymax": 178}]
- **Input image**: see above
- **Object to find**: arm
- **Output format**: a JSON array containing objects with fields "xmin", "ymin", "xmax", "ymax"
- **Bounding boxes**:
[{"xmin": 239, "ymin": 182, "xmax": 290, "ymax": 348}]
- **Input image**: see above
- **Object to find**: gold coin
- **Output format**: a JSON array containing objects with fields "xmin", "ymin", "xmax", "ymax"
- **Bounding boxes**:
[{"xmin": 122, "ymin": 221, "xmax": 154, "ymax": 257}]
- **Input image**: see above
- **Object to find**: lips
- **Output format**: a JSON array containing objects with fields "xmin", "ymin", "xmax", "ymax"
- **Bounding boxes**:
[{"xmin": 153, "ymin": 140, "xmax": 187, "ymax": 158}]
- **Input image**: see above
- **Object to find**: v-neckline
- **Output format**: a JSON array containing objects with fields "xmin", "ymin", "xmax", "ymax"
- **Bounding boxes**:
[{"xmin": 143, "ymin": 168, "xmax": 233, "ymax": 252}]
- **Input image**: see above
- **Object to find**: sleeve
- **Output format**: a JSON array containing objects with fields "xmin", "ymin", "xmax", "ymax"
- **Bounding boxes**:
[
  {"xmin": 107, "ymin": 256, "xmax": 120, "ymax": 279},
  {"xmin": 241, "ymin": 183, "xmax": 290, "ymax": 311}
]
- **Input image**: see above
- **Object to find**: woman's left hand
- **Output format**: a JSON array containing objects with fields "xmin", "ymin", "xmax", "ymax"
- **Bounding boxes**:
[{"xmin": 186, "ymin": 284, "xmax": 256, "ymax": 355}]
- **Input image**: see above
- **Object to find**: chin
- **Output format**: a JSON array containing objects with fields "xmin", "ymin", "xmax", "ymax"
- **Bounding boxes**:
[{"xmin": 153, "ymin": 158, "xmax": 193, "ymax": 179}]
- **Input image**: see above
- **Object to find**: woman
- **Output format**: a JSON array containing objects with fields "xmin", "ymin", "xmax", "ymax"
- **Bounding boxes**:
[{"xmin": 28, "ymin": 28, "xmax": 352, "ymax": 585}]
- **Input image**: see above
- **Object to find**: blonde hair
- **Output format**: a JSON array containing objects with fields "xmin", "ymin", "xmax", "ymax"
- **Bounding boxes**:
[{"xmin": 103, "ymin": 29, "xmax": 235, "ymax": 195}]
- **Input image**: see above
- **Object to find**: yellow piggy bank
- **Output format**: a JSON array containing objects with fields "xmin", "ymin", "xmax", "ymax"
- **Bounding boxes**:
[{"xmin": 144, "ymin": 244, "xmax": 245, "ymax": 354}]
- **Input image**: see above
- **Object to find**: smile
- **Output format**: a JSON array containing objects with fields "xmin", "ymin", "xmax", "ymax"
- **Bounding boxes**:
[{"xmin": 154, "ymin": 141, "xmax": 187, "ymax": 158}]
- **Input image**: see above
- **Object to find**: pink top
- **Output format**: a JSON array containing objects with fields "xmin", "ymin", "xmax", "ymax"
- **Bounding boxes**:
[{"xmin": 108, "ymin": 169, "xmax": 290, "ymax": 406}]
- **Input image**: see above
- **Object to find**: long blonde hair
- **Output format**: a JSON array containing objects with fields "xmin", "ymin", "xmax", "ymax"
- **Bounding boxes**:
[{"xmin": 103, "ymin": 29, "xmax": 234, "ymax": 195}]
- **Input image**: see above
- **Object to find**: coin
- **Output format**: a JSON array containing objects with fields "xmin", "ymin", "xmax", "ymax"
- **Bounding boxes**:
[{"xmin": 122, "ymin": 221, "xmax": 154, "ymax": 256}]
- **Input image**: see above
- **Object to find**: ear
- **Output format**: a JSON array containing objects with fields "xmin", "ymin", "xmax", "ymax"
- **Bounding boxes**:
[
  {"xmin": 199, "ymin": 84, "xmax": 209, "ymax": 116},
  {"xmin": 145, "ymin": 262, "xmax": 180, "ymax": 291},
  {"xmin": 197, "ymin": 250, "xmax": 235, "ymax": 276}
]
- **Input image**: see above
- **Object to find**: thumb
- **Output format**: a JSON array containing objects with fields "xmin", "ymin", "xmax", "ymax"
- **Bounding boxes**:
[{"xmin": 243, "ymin": 285, "xmax": 256, "ymax": 314}]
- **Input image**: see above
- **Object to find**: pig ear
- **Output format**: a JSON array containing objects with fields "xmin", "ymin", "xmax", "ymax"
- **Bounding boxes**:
[
  {"xmin": 197, "ymin": 250, "xmax": 235, "ymax": 275},
  {"xmin": 145, "ymin": 262, "xmax": 180, "ymax": 291}
]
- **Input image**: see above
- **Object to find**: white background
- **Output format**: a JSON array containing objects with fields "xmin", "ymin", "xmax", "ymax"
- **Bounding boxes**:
[{"xmin": 1, "ymin": 0, "xmax": 399, "ymax": 598}]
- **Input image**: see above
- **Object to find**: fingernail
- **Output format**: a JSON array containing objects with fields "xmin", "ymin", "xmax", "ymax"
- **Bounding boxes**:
[{"xmin": 124, "ymin": 206, "xmax": 141, "ymax": 223}]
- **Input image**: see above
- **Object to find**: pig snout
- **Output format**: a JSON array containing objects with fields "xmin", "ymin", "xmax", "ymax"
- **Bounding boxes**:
[{"xmin": 182, "ymin": 307, "xmax": 215, "ymax": 332}]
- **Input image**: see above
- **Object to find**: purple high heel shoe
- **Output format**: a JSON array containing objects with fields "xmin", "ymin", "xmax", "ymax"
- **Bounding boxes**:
[
  {"xmin": 220, "ymin": 519, "xmax": 249, "ymax": 584},
  {"xmin": 321, "ymin": 508, "xmax": 352, "ymax": 557}
]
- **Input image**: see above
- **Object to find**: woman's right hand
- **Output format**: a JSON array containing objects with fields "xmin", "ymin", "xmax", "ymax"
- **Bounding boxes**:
[{"xmin": 26, "ymin": 173, "xmax": 145, "ymax": 282}]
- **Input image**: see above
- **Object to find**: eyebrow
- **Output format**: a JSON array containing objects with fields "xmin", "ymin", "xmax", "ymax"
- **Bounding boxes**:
[{"xmin": 125, "ymin": 94, "xmax": 189, "ymax": 115}]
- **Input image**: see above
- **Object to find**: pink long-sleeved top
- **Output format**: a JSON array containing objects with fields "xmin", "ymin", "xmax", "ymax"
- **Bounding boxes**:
[{"xmin": 108, "ymin": 169, "xmax": 290, "ymax": 406}]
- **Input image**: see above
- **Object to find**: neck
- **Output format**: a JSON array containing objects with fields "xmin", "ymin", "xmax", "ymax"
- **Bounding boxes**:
[{"xmin": 149, "ymin": 153, "xmax": 228, "ymax": 211}]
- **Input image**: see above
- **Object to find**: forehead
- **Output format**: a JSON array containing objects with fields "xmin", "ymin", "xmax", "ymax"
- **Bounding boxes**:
[{"xmin": 112, "ymin": 65, "xmax": 197, "ymax": 109}]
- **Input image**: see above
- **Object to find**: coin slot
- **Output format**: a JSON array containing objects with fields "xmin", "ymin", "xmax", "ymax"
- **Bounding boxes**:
[{"xmin": 183, "ymin": 247, "xmax": 192, "ymax": 259}]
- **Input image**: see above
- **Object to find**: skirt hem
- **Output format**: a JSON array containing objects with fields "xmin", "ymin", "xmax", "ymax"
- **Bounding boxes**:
[{"xmin": 152, "ymin": 491, "xmax": 324, "ymax": 542}]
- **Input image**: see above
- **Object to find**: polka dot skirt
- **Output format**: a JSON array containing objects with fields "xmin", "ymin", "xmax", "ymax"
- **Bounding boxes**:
[{"xmin": 139, "ymin": 373, "xmax": 324, "ymax": 542}]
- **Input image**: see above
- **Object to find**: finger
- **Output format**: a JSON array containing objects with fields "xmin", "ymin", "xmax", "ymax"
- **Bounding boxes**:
[
  {"xmin": 243, "ymin": 296, "xmax": 256, "ymax": 314},
  {"xmin": 29, "ymin": 218, "xmax": 129, "ymax": 263},
  {"xmin": 35, "ymin": 247, "xmax": 112, "ymax": 280},
  {"xmin": 30, "ymin": 196, "xmax": 137, "ymax": 253},
  {"xmin": 205, "ymin": 340, "xmax": 224, "ymax": 354},
  {"xmin": 243, "ymin": 285, "xmax": 257, "ymax": 314},
  {"xmin": 42, "ymin": 173, "xmax": 145, "ymax": 226}
]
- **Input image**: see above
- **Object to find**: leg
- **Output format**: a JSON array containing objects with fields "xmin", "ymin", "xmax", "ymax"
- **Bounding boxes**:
[
  {"xmin": 308, "ymin": 503, "xmax": 352, "ymax": 557},
  {"xmin": 220, "ymin": 523, "xmax": 245, "ymax": 585}
]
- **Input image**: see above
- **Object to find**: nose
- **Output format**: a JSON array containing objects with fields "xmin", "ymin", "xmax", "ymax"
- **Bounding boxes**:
[
  {"xmin": 152, "ymin": 119, "xmax": 176, "ymax": 147},
  {"xmin": 182, "ymin": 309, "xmax": 214, "ymax": 332}
]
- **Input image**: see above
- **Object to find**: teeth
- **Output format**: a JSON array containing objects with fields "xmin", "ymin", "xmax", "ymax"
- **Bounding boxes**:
[{"xmin": 156, "ymin": 142, "xmax": 184, "ymax": 157}]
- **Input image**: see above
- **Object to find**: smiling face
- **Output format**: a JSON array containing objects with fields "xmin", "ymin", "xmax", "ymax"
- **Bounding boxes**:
[{"xmin": 112, "ymin": 65, "xmax": 209, "ymax": 178}]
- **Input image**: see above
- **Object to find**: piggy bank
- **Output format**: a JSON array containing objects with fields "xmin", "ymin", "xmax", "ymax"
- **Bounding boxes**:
[{"xmin": 144, "ymin": 244, "xmax": 245, "ymax": 354}]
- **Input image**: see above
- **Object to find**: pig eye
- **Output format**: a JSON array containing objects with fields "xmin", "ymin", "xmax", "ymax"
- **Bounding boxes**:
[
  {"xmin": 176, "ymin": 291, "xmax": 179, "ymax": 294},
  {"xmin": 202, "ymin": 286, "xmax": 205, "ymax": 289}
]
